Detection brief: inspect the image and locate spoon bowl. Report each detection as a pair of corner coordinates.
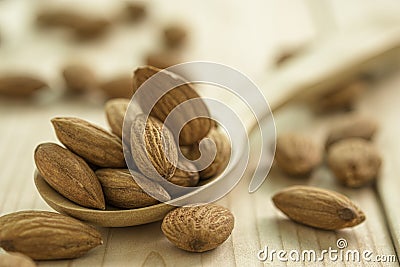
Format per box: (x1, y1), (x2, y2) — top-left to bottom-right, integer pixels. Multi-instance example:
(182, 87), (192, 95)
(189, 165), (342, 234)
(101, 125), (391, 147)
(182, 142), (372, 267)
(34, 171), (175, 227)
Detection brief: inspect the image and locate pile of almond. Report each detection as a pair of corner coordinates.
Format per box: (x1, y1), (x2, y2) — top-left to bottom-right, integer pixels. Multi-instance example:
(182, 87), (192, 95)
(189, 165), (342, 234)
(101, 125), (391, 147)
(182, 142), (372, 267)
(0, 66), (234, 261)
(273, 114), (381, 230)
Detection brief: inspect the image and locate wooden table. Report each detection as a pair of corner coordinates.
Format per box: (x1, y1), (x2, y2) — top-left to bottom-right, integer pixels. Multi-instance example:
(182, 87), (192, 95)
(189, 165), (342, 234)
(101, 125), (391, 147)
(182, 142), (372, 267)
(0, 0), (399, 266)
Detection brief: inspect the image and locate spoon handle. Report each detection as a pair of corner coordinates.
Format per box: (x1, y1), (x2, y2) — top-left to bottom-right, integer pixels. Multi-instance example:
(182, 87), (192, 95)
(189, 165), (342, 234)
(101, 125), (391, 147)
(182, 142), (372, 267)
(247, 23), (400, 192)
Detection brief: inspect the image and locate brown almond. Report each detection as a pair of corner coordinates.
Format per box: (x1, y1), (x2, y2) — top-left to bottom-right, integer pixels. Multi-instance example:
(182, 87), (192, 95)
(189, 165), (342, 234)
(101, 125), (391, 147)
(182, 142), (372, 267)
(34, 143), (105, 209)
(105, 98), (130, 138)
(163, 25), (187, 49)
(0, 76), (47, 98)
(62, 63), (97, 93)
(161, 204), (234, 252)
(146, 51), (182, 69)
(122, 2), (147, 22)
(130, 114), (178, 180)
(36, 10), (82, 28)
(275, 133), (322, 176)
(328, 138), (381, 188)
(167, 159), (199, 187)
(100, 75), (133, 99)
(325, 115), (378, 148)
(51, 117), (125, 168)
(96, 169), (170, 209)
(272, 186), (365, 230)
(133, 66), (212, 145)
(182, 127), (231, 180)
(0, 211), (102, 260)
(0, 252), (36, 267)
(314, 79), (366, 112)
(73, 18), (111, 40)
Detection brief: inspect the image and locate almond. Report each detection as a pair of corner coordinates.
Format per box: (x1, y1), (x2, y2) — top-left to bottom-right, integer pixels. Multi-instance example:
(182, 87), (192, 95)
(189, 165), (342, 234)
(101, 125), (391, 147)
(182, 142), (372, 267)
(51, 117), (125, 168)
(0, 76), (47, 97)
(100, 75), (133, 99)
(62, 63), (97, 93)
(34, 143), (105, 209)
(182, 127), (231, 180)
(272, 186), (365, 230)
(0, 211), (102, 260)
(275, 133), (322, 176)
(133, 66), (212, 145)
(130, 114), (178, 180)
(96, 168), (170, 209)
(328, 138), (381, 188)
(161, 204), (234, 252)
(325, 115), (378, 148)
(167, 159), (199, 187)
(105, 98), (130, 138)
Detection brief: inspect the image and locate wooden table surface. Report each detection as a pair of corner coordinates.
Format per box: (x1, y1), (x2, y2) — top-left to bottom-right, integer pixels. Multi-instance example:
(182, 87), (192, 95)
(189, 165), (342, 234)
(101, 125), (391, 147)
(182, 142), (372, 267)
(0, 0), (400, 266)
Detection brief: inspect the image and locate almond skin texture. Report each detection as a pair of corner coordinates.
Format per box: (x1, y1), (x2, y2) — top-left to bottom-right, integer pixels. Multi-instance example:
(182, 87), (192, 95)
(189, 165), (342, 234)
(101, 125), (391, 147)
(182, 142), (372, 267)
(182, 128), (231, 180)
(328, 139), (381, 188)
(62, 63), (97, 94)
(105, 98), (130, 138)
(34, 143), (105, 209)
(0, 76), (47, 97)
(275, 133), (322, 176)
(161, 204), (234, 252)
(51, 117), (125, 168)
(100, 75), (133, 99)
(133, 66), (212, 145)
(0, 211), (103, 260)
(0, 252), (36, 267)
(167, 159), (199, 187)
(96, 169), (169, 208)
(130, 114), (178, 180)
(325, 115), (378, 148)
(272, 186), (365, 230)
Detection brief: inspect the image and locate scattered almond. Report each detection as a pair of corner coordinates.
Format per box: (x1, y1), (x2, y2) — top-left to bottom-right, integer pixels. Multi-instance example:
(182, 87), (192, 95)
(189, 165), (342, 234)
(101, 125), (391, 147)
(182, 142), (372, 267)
(100, 75), (133, 99)
(275, 133), (322, 176)
(0, 211), (103, 260)
(161, 204), (234, 252)
(325, 115), (378, 148)
(272, 186), (365, 230)
(62, 63), (97, 94)
(0, 76), (47, 98)
(163, 25), (187, 49)
(328, 138), (381, 188)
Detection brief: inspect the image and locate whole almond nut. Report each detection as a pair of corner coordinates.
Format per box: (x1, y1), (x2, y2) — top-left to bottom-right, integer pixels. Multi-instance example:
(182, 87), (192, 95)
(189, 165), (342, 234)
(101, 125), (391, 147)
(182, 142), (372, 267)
(161, 204), (234, 252)
(0, 211), (103, 260)
(73, 18), (111, 40)
(100, 75), (133, 99)
(325, 115), (378, 148)
(327, 138), (381, 188)
(133, 66), (212, 145)
(96, 169), (170, 209)
(36, 10), (82, 28)
(62, 63), (97, 93)
(122, 2), (147, 22)
(146, 51), (182, 69)
(0, 76), (47, 98)
(182, 127), (231, 180)
(34, 143), (105, 209)
(314, 79), (366, 112)
(105, 98), (130, 138)
(51, 117), (125, 168)
(163, 25), (187, 49)
(272, 186), (365, 230)
(0, 252), (36, 267)
(275, 133), (322, 176)
(167, 159), (199, 187)
(130, 114), (178, 180)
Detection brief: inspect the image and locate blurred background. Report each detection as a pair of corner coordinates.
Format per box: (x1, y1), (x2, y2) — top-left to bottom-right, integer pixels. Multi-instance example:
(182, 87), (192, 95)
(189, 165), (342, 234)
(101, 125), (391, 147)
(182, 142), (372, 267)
(0, 0), (399, 105)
